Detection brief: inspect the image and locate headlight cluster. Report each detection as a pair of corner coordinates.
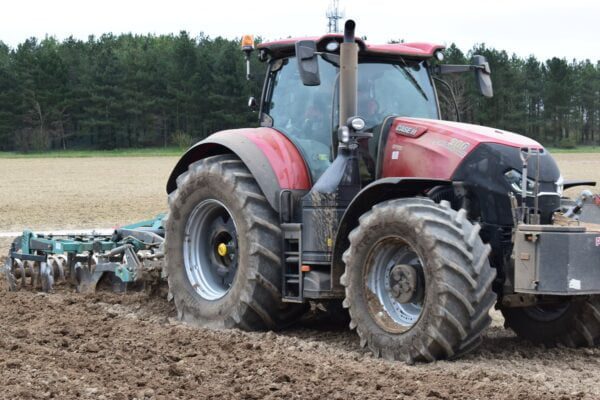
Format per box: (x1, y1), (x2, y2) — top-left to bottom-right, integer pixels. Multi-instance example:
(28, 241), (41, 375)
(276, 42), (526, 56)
(555, 175), (564, 197)
(504, 169), (564, 197)
(504, 169), (536, 196)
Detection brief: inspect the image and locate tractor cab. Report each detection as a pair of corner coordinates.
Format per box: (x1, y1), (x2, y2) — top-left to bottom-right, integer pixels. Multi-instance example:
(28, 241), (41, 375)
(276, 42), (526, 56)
(256, 36), (443, 182)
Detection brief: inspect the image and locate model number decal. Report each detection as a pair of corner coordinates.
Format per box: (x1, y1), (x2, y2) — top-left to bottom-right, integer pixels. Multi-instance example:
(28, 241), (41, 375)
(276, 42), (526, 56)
(432, 138), (471, 157)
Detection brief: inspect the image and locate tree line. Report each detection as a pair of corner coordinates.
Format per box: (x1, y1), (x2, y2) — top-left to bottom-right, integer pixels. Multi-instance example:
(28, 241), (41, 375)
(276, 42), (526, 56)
(0, 32), (262, 151)
(0, 33), (598, 151)
(438, 44), (600, 148)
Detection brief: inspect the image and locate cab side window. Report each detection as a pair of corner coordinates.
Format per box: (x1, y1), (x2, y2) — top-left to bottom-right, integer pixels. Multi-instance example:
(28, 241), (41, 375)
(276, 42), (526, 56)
(267, 57), (338, 181)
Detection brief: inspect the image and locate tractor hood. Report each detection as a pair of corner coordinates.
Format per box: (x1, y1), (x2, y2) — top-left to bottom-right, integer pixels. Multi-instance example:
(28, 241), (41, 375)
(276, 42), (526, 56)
(392, 117), (542, 150)
(379, 116), (561, 226)
(378, 116), (554, 183)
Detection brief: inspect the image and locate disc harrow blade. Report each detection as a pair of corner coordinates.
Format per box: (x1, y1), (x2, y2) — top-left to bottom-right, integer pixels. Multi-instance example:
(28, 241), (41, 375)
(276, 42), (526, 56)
(5, 256), (70, 293)
(40, 262), (54, 292)
(74, 260), (102, 293)
(48, 255), (68, 282)
(3, 257), (17, 291)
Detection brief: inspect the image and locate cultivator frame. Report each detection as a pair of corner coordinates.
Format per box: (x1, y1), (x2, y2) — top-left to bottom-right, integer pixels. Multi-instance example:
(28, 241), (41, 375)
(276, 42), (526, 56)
(3, 215), (166, 293)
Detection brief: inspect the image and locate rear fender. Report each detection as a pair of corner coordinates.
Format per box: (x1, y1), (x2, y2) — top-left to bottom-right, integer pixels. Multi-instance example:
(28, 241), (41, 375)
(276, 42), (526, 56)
(331, 178), (452, 291)
(166, 128), (311, 212)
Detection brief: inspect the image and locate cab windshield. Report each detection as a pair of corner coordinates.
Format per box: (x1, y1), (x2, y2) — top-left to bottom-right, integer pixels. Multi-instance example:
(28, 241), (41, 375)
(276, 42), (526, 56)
(265, 56), (438, 180)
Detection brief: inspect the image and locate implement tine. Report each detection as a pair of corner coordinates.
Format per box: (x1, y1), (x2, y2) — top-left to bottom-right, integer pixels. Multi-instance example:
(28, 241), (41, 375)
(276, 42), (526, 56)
(4, 257), (17, 291)
(24, 260), (37, 288)
(40, 262), (54, 292)
(56, 255), (67, 281)
(48, 256), (65, 283)
(14, 259), (26, 289)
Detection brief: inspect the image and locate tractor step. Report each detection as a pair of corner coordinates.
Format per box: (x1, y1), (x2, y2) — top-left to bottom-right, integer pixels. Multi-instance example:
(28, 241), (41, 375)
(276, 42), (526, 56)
(281, 223), (304, 303)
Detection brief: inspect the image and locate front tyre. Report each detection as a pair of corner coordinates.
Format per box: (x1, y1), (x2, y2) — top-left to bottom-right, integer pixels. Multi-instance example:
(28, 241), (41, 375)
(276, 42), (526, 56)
(165, 154), (303, 330)
(341, 198), (496, 363)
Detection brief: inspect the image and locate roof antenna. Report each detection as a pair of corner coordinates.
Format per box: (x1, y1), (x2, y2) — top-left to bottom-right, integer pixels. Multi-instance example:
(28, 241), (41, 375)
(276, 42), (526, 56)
(326, 0), (344, 33)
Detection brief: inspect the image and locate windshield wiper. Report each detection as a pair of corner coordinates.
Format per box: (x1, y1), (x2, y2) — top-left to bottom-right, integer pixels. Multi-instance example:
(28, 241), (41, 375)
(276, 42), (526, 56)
(394, 64), (429, 101)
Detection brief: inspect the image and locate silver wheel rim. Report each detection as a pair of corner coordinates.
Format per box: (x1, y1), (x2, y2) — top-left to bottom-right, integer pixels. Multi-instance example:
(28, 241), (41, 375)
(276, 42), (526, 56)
(183, 199), (239, 301)
(364, 237), (425, 333)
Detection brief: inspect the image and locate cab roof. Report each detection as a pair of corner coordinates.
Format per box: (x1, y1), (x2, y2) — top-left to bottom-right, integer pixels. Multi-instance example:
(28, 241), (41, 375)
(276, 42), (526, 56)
(257, 34), (445, 60)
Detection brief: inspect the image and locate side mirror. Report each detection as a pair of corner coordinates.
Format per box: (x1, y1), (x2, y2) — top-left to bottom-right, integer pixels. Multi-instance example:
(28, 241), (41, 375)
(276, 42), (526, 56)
(248, 96), (258, 111)
(295, 40), (320, 86)
(472, 55), (493, 98)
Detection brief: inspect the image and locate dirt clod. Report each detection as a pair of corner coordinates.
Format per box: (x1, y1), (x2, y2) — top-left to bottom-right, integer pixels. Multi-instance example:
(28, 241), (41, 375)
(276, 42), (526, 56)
(5, 359), (22, 369)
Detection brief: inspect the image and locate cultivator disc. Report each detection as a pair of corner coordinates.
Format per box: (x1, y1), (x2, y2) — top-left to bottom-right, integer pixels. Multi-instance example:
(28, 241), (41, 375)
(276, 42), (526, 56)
(4, 252), (70, 292)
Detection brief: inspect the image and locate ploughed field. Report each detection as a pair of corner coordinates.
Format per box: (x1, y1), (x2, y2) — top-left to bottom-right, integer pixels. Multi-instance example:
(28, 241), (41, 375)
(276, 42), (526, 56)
(1, 153), (599, 399)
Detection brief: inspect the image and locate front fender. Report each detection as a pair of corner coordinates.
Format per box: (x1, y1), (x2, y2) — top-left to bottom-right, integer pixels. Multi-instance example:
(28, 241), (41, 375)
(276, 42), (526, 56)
(166, 128), (311, 212)
(330, 177), (452, 292)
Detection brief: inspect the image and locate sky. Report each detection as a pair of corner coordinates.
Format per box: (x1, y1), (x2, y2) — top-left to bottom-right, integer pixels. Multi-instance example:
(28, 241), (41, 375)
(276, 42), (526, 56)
(0, 0), (598, 62)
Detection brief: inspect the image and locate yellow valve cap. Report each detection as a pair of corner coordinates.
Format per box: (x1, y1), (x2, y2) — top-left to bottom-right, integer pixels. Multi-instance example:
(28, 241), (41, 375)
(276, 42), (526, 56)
(217, 243), (228, 257)
(241, 34), (254, 50)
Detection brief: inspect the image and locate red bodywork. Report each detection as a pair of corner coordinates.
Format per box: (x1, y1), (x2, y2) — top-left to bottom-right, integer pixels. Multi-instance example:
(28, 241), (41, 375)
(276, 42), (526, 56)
(231, 118), (541, 189)
(232, 128), (311, 190)
(381, 117), (543, 179)
(258, 34), (444, 59)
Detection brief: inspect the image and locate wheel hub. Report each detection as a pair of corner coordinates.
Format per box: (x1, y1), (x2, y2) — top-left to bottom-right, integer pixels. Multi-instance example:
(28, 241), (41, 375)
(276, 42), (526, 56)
(217, 243), (228, 257)
(389, 264), (418, 304)
(365, 237), (426, 333)
(183, 199), (239, 301)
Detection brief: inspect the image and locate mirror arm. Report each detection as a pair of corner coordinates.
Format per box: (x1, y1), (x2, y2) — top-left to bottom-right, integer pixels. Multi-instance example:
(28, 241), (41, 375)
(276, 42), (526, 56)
(435, 64), (481, 75)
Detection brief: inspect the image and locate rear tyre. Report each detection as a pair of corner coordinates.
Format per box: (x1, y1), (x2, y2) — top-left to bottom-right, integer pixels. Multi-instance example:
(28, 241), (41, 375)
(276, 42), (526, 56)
(501, 298), (600, 346)
(165, 154), (303, 330)
(341, 198), (496, 363)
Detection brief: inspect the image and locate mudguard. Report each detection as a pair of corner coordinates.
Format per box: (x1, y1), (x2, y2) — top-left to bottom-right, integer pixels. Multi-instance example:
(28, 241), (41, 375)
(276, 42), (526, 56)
(330, 177), (451, 292)
(166, 128), (311, 212)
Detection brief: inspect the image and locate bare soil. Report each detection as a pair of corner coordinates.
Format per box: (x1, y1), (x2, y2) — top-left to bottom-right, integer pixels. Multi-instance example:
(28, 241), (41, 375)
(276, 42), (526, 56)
(0, 157), (176, 232)
(1, 153), (600, 399)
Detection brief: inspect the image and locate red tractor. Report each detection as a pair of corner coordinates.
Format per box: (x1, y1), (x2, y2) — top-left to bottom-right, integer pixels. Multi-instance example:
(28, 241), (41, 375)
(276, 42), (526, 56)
(164, 21), (600, 362)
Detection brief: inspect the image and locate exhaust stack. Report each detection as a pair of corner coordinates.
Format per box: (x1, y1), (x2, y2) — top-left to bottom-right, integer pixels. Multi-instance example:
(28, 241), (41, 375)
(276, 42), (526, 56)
(338, 20), (358, 130)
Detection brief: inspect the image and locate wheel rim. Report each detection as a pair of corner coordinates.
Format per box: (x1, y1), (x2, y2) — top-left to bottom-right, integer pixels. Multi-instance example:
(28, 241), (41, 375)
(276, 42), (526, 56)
(364, 237), (425, 333)
(183, 199), (239, 301)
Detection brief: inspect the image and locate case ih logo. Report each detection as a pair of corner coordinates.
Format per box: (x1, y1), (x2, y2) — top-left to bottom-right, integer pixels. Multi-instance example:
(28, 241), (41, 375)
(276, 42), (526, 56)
(395, 124), (419, 137)
(596, 237), (600, 247)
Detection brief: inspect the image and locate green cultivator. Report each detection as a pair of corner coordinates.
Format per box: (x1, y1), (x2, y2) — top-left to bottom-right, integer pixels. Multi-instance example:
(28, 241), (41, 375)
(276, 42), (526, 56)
(3, 215), (166, 293)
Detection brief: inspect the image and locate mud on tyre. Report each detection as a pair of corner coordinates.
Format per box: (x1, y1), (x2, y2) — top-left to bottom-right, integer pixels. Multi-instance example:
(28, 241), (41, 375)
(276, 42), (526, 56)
(165, 154), (303, 330)
(341, 198), (496, 363)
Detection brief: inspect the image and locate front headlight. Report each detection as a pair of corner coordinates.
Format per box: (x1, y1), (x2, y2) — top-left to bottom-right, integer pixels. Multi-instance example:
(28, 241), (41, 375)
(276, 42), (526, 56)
(556, 175), (564, 197)
(504, 169), (536, 196)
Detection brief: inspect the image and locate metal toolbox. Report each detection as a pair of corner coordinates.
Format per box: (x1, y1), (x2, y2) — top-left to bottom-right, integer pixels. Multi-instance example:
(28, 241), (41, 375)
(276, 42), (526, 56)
(513, 224), (600, 295)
